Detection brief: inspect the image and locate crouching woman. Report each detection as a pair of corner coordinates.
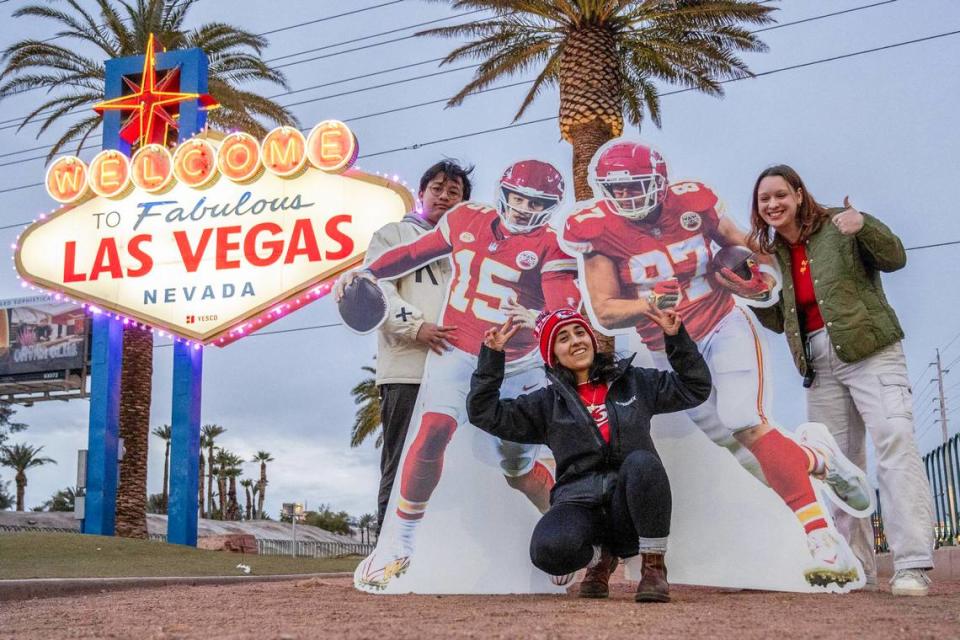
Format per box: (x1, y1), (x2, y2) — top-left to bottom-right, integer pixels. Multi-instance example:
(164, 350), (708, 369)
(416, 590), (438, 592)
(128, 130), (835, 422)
(466, 308), (711, 602)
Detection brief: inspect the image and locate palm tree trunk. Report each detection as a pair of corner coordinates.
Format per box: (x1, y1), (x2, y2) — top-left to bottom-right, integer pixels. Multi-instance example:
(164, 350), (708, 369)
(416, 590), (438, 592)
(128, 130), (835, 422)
(115, 325), (153, 539)
(244, 485), (252, 520)
(218, 474), (227, 520)
(258, 463), (267, 519)
(198, 452), (205, 519)
(557, 27), (623, 355)
(207, 445), (215, 518)
(227, 477), (239, 520)
(161, 439), (170, 513)
(15, 472), (25, 511)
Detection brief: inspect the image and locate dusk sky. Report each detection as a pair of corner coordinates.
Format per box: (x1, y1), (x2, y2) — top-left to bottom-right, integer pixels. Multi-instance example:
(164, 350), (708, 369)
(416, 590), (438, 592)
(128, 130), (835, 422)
(0, 0), (958, 520)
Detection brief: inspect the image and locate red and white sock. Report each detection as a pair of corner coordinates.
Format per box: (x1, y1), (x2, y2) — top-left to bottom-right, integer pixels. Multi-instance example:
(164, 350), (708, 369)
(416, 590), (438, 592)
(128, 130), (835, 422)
(396, 412), (457, 522)
(747, 429), (828, 534)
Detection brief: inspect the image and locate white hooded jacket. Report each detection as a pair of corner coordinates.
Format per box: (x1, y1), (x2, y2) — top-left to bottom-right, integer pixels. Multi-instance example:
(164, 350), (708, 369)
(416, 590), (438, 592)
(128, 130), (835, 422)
(364, 213), (451, 385)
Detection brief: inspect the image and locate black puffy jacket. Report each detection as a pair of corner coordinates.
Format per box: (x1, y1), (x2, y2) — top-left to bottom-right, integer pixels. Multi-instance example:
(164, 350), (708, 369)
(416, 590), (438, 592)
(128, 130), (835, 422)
(466, 326), (711, 502)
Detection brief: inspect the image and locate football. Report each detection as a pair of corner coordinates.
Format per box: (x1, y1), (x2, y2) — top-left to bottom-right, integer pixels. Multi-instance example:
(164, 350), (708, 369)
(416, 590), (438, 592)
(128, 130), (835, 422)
(711, 245), (756, 281)
(337, 275), (388, 334)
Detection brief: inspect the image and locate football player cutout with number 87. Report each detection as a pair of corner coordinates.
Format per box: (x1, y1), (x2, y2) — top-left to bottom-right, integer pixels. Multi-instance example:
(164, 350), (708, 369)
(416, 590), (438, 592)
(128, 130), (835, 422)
(561, 139), (874, 589)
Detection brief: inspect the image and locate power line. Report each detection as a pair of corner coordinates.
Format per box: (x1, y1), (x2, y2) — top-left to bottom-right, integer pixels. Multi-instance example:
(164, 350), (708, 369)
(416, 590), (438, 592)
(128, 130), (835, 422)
(1, 27), (958, 196)
(0, 6), (482, 103)
(152, 322), (344, 347)
(0, 1), (887, 137)
(943, 330), (960, 353)
(911, 362), (934, 389)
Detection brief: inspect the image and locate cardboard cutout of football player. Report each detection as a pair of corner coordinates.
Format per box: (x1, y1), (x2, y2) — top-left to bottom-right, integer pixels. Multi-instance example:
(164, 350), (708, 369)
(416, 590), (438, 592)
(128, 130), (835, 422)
(561, 138), (873, 592)
(342, 160), (580, 593)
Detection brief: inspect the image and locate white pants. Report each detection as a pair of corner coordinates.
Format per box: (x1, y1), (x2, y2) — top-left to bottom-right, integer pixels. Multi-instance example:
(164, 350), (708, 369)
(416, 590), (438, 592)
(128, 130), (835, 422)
(419, 348), (543, 477)
(651, 307), (768, 478)
(807, 330), (936, 574)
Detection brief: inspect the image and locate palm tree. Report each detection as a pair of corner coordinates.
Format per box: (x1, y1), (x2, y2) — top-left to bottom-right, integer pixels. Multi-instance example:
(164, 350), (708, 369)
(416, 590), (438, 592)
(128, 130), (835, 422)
(197, 433), (210, 519)
(251, 451), (273, 519)
(240, 478), (254, 520)
(216, 450), (243, 521)
(212, 448), (231, 520)
(201, 424), (225, 518)
(418, 0), (774, 199)
(0, 0), (300, 162)
(115, 326), (153, 539)
(0, 444), (56, 511)
(350, 365), (382, 448)
(151, 424), (172, 512)
(358, 513), (376, 545)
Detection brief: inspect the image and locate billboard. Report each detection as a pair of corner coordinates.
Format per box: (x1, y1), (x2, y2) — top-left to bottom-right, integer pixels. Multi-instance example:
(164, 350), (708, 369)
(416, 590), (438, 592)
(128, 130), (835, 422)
(0, 295), (88, 401)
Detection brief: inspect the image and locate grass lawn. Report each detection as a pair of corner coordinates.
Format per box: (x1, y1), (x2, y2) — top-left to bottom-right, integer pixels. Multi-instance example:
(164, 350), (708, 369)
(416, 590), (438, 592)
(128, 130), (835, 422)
(0, 532), (361, 580)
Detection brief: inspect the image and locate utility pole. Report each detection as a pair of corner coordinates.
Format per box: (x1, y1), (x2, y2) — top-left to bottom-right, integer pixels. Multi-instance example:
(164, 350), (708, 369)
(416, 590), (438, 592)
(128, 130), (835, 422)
(935, 349), (950, 444)
(934, 348), (957, 538)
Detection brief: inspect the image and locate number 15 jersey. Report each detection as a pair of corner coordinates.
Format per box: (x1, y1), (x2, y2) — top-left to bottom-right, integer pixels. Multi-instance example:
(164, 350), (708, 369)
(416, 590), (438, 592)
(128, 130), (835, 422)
(563, 181), (734, 351)
(368, 203), (579, 363)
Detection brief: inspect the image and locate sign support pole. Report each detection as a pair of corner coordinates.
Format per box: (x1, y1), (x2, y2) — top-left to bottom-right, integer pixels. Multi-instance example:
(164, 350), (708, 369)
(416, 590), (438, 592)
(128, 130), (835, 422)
(167, 342), (203, 546)
(81, 314), (123, 535)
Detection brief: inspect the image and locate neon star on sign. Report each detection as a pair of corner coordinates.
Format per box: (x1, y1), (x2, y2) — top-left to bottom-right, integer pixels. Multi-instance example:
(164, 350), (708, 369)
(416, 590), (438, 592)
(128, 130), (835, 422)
(18, 121), (411, 346)
(93, 33), (217, 147)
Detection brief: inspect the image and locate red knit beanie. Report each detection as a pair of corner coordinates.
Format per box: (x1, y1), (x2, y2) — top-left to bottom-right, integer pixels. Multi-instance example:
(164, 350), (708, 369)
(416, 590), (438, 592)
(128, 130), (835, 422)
(534, 308), (598, 368)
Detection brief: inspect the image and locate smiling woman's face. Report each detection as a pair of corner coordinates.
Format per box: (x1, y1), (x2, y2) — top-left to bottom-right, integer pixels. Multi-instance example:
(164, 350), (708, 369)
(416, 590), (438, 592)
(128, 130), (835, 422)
(756, 175), (803, 235)
(553, 324), (594, 377)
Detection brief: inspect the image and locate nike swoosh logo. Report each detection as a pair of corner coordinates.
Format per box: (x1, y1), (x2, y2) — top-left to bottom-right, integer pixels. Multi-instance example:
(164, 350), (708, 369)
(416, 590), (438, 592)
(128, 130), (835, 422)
(615, 396), (637, 406)
(522, 384), (539, 392)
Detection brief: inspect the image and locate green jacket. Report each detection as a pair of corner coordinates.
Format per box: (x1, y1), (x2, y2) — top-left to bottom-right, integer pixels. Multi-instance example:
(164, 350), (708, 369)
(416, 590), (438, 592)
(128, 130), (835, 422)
(751, 209), (906, 375)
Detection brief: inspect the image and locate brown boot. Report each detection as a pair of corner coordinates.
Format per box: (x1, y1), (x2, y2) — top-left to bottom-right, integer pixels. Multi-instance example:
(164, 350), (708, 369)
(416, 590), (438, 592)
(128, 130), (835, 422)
(635, 552), (670, 603)
(578, 548), (618, 599)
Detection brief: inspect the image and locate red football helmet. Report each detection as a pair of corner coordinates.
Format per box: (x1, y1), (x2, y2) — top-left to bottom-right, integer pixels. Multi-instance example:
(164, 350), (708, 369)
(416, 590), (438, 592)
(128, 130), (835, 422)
(592, 142), (668, 220)
(497, 160), (565, 233)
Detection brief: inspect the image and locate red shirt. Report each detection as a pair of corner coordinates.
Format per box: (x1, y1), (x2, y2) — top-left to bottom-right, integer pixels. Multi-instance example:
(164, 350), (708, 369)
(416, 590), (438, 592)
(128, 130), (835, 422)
(577, 381), (610, 443)
(789, 243), (825, 333)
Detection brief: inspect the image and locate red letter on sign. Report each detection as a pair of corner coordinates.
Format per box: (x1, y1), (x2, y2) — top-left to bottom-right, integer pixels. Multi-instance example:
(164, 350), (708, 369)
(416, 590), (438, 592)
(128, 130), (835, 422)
(63, 241), (86, 282)
(89, 238), (124, 281)
(325, 214), (354, 260)
(216, 226), (242, 270)
(284, 219), (322, 264)
(174, 229), (213, 273)
(244, 222), (284, 267)
(126, 234), (154, 278)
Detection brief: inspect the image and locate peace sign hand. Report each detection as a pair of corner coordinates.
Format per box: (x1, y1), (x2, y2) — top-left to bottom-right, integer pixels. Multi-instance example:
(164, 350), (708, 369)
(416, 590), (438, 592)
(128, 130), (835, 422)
(483, 317), (520, 352)
(832, 196), (865, 235)
(642, 307), (682, 336)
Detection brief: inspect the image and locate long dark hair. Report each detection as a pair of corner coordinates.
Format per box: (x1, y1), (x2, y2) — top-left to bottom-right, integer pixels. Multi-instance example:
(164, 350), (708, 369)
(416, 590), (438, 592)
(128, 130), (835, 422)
(748, 164), (830, 253)
(549, 351), (620, 389)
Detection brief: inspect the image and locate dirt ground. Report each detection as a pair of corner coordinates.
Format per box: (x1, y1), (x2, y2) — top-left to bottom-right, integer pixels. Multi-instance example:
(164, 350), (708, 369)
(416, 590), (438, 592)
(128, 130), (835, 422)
(2, 574), (959, 640)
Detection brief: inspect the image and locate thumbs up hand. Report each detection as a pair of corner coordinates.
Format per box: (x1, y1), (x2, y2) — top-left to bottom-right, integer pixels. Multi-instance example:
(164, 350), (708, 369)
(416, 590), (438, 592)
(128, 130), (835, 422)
(832, 196), (865, 235)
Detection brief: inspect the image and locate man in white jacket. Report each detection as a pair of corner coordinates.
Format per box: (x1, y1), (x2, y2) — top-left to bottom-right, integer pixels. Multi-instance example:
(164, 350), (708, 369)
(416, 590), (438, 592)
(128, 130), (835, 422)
(362, 160), (474, 532)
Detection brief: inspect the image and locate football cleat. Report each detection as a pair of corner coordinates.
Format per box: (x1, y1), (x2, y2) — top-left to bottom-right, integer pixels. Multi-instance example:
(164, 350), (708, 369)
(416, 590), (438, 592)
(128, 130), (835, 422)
(803, 527), (860, 588)
(796, 422), (875, 517)
(355, 548), (411, 592)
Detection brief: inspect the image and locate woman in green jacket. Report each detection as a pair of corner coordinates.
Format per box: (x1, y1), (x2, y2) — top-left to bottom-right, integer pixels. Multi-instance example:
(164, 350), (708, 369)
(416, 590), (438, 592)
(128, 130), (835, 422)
(747, 164), (935, 597)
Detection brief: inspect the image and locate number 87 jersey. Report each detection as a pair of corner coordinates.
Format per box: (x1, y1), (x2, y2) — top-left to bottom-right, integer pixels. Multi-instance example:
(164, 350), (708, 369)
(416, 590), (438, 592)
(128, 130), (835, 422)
(562, 180), (735, 352)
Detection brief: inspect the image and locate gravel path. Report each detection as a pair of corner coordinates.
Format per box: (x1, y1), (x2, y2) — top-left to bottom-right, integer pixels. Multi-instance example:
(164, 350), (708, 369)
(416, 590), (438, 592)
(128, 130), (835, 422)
(2, 575), (957, 639)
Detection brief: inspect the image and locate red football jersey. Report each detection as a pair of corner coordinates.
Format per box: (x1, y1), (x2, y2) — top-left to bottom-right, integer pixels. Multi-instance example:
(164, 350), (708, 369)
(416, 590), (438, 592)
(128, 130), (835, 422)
(563, 180), (734, 351)
(436, 203), (579, 361)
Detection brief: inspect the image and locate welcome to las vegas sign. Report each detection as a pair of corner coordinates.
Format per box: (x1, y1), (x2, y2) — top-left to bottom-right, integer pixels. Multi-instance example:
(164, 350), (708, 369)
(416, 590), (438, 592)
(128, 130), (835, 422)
(15, 120), (412, 346)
